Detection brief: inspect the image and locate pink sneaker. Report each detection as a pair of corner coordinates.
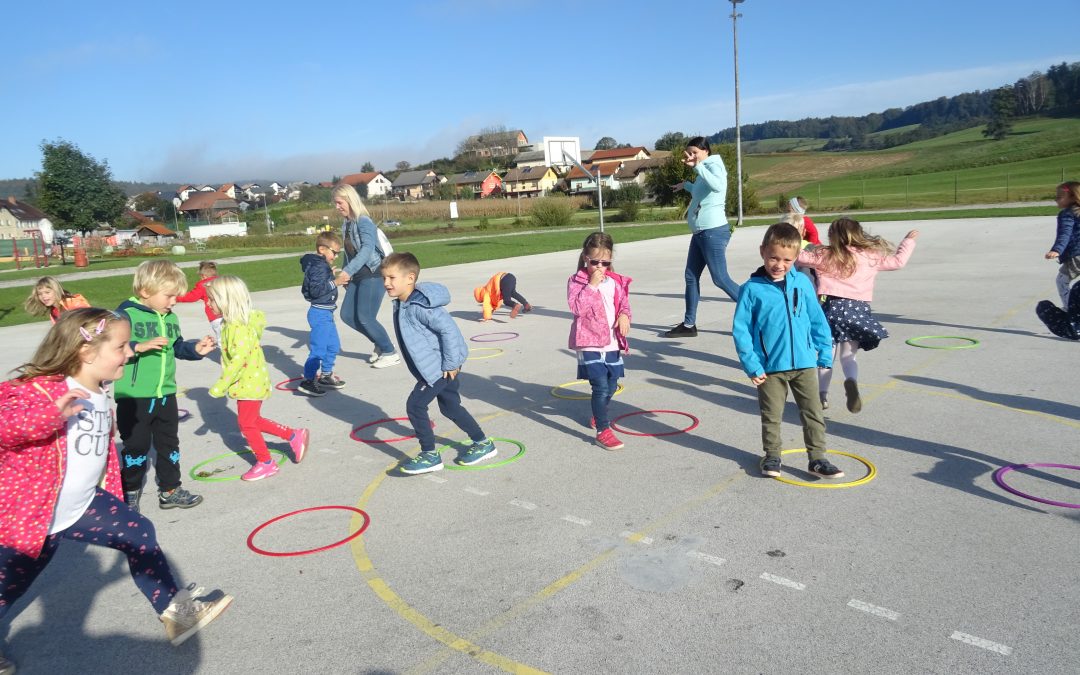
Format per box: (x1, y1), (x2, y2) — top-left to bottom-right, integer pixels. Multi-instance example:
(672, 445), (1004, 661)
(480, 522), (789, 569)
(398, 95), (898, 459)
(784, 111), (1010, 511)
(589, 417), (596, 429)
(289, 428), (309, 464)
(242, 460), (279, 481)
(595, 428), (624, 450)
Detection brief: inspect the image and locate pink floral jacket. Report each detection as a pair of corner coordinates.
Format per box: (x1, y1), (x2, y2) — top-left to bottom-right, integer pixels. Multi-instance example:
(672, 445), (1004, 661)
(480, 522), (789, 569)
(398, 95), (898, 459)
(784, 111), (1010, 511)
(567, 268), (633, 352)
(0, 375), (123, 558)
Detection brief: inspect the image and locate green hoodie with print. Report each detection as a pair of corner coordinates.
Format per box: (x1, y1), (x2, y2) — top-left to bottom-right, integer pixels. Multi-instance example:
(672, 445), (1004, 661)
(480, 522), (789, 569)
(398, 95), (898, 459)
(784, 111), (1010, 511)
(114, 297), (204, 399)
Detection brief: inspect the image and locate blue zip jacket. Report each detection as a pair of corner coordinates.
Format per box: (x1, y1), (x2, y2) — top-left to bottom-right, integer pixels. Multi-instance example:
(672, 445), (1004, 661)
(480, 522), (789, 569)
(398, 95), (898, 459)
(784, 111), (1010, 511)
(732, 267), (833, 378)
(392, 282), (468, 386)
(300, 253), (338, 309)
(1050, 208), (1080, 261)
(341, 216), (383, 276)
(683, 154), (729, 233)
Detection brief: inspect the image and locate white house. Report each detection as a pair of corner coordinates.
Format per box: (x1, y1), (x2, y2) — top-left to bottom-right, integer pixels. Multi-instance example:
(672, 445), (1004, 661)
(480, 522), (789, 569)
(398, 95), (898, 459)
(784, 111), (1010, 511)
(0, 196), (55, 243)
(340, 172), (392, 199)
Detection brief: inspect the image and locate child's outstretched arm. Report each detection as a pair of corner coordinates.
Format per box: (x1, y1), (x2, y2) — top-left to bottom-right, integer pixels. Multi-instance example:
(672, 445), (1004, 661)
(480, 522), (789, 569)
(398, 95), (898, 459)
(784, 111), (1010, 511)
(176, 283), (205, 304)
(878, 230), (919, 271)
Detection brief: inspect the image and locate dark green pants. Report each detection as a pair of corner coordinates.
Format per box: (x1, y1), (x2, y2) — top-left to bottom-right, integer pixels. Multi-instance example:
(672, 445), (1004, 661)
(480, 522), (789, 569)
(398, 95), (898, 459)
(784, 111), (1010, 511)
(756, 368), (826, 461)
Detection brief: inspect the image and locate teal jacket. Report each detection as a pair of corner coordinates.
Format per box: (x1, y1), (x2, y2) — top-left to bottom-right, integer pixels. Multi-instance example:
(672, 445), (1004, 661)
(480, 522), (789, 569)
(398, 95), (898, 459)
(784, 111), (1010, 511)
(683, 154), (729, 232)
(115, 298), (203, 399)
(732, 268), (833, 378)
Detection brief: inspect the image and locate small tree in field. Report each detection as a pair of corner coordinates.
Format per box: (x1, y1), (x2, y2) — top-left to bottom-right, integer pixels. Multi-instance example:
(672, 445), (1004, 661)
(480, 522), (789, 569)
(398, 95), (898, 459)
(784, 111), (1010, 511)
(36, 139), (127, 233)
(983, 86), (1016, 140)
(608, 182), (645, 222)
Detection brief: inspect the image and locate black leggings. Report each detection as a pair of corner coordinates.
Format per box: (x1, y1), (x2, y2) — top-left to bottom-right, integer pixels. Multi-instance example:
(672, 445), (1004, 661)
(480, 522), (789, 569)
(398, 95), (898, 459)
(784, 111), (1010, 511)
(498, 273), (529, 308)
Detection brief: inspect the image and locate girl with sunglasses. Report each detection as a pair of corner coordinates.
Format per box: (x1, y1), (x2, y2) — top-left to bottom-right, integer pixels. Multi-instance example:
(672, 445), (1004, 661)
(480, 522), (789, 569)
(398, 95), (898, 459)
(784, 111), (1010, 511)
(567, 232), (633, 450)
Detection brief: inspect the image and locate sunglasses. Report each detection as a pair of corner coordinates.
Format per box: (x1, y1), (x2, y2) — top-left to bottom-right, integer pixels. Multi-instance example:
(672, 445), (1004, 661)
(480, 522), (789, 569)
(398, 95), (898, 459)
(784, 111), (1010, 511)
(325, 247), (341, 257)
(587, 258), (612, 267)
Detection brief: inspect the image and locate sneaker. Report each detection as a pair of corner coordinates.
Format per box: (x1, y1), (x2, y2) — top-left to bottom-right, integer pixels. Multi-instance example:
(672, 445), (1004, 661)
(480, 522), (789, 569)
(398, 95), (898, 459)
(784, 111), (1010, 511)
(400, 450), (443, 475)
(317, 373), (346, 389)
(160, 583), (233, 646)
(297, 379), (325, 397)
(523, 303), (533, 313)
(124, 489), (143, 514)
(820, 392), (829, 410)
(241, 460), (279, 481)
(844, 379), (862, 413)
(661, 322), (697, 338)
(367, 349), (382, 364)
(510, 303), (522, 319)
(588, 417), (596, 429)
(595, 428), (624, 450)
(1, 651), (16, 675)
(158, 487), (203, 510)
(289, 428), (309, 463)
(371, 353), (401, 369)
(760, 457), (782, 477)
(808, 458), (846, 478)
(457, 438), (497, 465)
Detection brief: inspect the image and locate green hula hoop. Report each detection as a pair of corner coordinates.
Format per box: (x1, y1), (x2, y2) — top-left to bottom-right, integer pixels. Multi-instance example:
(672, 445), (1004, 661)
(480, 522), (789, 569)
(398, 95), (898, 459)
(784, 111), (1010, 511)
(437, 438), (526, 471)
(905, 335), (980, 350)
(190, 449), (288, 482)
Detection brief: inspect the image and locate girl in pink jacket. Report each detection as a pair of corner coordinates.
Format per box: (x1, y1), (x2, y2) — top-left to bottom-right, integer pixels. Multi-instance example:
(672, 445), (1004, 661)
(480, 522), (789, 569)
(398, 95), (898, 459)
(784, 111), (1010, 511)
(567, 232), (632, 450)
(0, 309), (231, 671)
(797, 219), (919, 414)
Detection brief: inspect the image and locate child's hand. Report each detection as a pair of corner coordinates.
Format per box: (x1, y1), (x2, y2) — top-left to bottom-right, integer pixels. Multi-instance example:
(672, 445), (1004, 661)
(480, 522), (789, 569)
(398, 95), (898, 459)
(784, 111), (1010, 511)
(905, 229), (920, 239)
(588, 266), (606, 287)
(616, 314), (630, 337)
(335, 271), (351, 286)
(56, 388), (90, 418)
(194, 336), (215, 355)
(1046, 251), (1060, 260)
(750, 374), (768, 386)
(444, 369), (459, 380)
(136, 337), (169, 353)
(669, 182), (685, 192)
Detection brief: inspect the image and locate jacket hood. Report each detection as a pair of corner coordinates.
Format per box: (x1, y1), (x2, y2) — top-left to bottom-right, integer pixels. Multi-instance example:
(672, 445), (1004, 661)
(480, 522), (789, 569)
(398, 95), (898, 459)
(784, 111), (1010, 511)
(701, 154), (724, 168)
(117, 297), (161, 315)
(747, 266), (795, 284)
(404, 282), (451, 309)
(300, 253), (326, 271)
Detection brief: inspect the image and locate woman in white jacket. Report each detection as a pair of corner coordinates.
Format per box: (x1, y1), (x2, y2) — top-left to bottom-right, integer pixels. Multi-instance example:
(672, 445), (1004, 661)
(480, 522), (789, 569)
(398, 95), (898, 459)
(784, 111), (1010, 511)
(662, 137), (741, 338)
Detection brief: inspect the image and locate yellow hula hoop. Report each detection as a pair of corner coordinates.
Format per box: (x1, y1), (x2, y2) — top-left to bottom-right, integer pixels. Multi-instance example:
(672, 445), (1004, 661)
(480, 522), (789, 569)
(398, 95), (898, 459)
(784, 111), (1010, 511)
(772, 449), (877, 488)
(550, 379), (625, 400)
(467, 347), (504, 360)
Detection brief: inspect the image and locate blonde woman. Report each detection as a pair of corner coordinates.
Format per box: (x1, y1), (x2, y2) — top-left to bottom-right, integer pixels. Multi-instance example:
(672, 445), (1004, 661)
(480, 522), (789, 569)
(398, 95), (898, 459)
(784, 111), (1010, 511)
(331, 184), (399, 368)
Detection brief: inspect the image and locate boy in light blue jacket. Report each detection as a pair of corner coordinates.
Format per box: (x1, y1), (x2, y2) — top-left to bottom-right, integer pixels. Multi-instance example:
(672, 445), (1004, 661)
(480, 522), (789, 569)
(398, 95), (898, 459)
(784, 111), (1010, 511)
(732, 223), (844, 479)
(381, 252), (496, 475)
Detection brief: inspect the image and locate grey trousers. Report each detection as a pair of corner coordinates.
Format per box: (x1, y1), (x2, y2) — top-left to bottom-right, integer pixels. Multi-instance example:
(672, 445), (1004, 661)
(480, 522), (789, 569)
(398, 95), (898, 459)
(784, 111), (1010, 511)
(756, 368), (827, 461)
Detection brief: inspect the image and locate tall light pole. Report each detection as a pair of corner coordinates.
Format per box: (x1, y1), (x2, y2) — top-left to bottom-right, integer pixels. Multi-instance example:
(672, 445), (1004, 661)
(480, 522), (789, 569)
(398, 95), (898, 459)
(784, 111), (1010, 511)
(731, 0), (745, 228)
(262, 194), (271, 234)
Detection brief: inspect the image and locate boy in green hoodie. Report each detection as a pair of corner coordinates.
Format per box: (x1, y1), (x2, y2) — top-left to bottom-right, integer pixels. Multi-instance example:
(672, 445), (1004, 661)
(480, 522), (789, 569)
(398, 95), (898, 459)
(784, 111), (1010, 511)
(115, 260), (215, 512)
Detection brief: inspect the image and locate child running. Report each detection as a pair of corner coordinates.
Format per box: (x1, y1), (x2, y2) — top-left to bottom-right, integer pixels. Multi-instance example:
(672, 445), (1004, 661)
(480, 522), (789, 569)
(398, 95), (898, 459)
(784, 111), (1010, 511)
(733, 223), (840, 478)
(23, 276), (90, 324)
(784, 196), (822, 246)
(797, 218), (919, 413)
(567, 232), (632, 451)
(206, 276), (309, 481)
(474, 271), (532, 321)
(298, 232), (346, 397)
(116, 260), (214, 512)
(176, 261), (223, 343)
(0, 309), (231, 672)
(1045, 181), (1080, 307)
(381, 252), (496, 474)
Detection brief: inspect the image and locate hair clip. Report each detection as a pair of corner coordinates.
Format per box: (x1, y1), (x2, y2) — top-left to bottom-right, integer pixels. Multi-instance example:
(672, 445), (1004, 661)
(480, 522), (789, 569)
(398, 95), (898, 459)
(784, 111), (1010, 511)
(79, 318), (108, 342)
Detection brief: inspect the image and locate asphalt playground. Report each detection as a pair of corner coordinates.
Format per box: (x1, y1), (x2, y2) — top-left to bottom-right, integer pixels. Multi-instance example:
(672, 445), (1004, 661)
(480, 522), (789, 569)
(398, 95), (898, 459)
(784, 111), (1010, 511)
(1, 216), (1077, 674)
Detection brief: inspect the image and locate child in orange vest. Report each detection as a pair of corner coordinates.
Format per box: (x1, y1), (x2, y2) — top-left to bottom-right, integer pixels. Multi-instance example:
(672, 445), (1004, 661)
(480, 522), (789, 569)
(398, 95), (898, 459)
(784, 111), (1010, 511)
(474, 272), (532, 321)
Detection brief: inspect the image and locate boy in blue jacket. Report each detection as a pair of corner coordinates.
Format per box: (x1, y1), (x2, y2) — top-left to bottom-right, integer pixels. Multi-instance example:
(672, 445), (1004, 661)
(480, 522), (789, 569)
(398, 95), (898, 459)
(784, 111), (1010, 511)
(298, 232), (346, 397)
(381, 252), (496, 474)
(732, 223), (844, 479)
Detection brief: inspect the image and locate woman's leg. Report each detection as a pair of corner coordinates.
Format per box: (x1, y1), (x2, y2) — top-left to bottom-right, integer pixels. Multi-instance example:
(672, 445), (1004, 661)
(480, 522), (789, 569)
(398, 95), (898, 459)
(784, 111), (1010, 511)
(700, 226), (741, 301)
(682, 233), (708, 326)
(354, 270), (397, 355)
(339, 280), (361, 333)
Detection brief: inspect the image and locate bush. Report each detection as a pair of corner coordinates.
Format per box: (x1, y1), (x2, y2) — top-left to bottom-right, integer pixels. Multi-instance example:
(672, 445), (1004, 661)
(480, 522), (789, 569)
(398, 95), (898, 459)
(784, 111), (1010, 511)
(608, 183), (645, 222)
(847, 197), (865, 210)
(530, 196), (579, 229)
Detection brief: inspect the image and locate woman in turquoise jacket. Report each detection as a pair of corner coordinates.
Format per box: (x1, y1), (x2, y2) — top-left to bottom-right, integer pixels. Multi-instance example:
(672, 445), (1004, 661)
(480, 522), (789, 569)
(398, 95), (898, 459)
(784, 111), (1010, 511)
(663, 137), (742, 338)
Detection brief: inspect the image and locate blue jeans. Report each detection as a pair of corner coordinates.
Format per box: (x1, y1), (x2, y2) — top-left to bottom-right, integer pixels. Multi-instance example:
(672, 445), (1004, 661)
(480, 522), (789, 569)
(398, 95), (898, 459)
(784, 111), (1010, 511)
(304, 306), (341, 379)
(683, 226), (741, 326)
(407, 375), (485, 453)
(340, 267), (395, 355)
(589, 371), (619, 432)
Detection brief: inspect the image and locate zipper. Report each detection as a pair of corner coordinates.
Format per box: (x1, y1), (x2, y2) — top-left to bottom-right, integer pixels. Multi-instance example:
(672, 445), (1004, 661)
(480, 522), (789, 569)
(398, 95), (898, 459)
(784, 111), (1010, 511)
(787, 284), (795, 370)
(156, 313), (168, 398)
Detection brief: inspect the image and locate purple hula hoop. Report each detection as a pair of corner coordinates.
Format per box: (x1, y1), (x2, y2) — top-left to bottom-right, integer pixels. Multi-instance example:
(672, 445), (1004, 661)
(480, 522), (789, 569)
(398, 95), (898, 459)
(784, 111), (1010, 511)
(992, 463), (1080, 509)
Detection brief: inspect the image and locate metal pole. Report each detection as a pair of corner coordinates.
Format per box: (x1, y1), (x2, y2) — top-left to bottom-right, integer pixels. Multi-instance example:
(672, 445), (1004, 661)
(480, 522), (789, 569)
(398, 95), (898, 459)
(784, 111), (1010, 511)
(264, 194), (271, 234)
(731, 0), (745, 227)
(596, 165), (605, 232)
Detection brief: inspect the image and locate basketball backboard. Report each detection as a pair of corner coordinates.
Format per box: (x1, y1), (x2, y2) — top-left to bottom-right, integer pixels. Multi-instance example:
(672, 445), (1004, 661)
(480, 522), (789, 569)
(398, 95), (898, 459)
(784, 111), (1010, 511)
(543, 136), (581, 172)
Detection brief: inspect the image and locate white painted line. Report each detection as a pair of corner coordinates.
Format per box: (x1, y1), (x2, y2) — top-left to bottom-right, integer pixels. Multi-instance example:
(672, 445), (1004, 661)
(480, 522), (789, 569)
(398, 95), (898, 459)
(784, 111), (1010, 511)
(619, 531), (654, 545)
(847, 599), (900, 621)
(464, 487), (489, 496)
(562, 515), (591, 526)
(687, 551), (726, 566)
(759, 572), (806, 591)
(509, 499), (537, 510)
(950, 631), (1012, 656)
(424, 475), (448, 484)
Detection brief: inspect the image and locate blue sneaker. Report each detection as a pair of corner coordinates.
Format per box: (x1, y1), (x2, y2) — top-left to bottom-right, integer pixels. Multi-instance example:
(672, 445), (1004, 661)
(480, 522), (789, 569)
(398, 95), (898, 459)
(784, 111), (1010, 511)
(400, 451), (443, 475)
(457, 438), (497, 466)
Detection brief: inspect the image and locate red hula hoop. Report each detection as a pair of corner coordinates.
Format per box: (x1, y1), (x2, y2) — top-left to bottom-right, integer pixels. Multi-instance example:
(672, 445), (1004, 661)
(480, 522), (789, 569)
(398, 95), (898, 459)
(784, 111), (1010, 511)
(247, 505), (371, 557)
(610, 410), (700, 437)
(274, 377), (304, 391)
(350, 417), (434, 443)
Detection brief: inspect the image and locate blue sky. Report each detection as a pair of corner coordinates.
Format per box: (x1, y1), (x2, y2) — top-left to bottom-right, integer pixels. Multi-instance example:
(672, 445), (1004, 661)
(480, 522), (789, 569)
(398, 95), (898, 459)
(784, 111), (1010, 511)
(4, 0), (1076, 184)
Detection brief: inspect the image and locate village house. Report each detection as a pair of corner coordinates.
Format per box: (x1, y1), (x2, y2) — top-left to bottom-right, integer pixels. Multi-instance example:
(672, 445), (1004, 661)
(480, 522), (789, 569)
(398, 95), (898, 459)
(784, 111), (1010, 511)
(449, 170), (503, 198)
(0, 196), (55, 242)
(339, 171), (393, 199)
(501, 165), (558, 198)
(460, 130), (529, 159)
(614, 155), (669, 194)
(566, 162), (622, 195)
(179, 191), (240, 224)
(391, 170), (439, 201)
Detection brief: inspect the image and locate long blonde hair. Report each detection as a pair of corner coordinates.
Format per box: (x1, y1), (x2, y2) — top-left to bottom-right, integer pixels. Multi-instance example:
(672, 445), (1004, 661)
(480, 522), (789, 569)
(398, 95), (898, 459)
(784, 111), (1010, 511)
(14, 308), (126, 380)
(24, 276), (75, 317)
(205, 275), (252, 326)
(820, 218), (894, 279)
(331, 183), (370, 220)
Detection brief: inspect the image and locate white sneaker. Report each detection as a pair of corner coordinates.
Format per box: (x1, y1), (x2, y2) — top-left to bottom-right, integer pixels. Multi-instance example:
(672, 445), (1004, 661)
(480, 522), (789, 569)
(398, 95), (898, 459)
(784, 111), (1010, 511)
(0, 652), (15, 675)
(160, 584), (233, 646)
(367, 350), (381, 364)
(371, 353), (401, 369)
